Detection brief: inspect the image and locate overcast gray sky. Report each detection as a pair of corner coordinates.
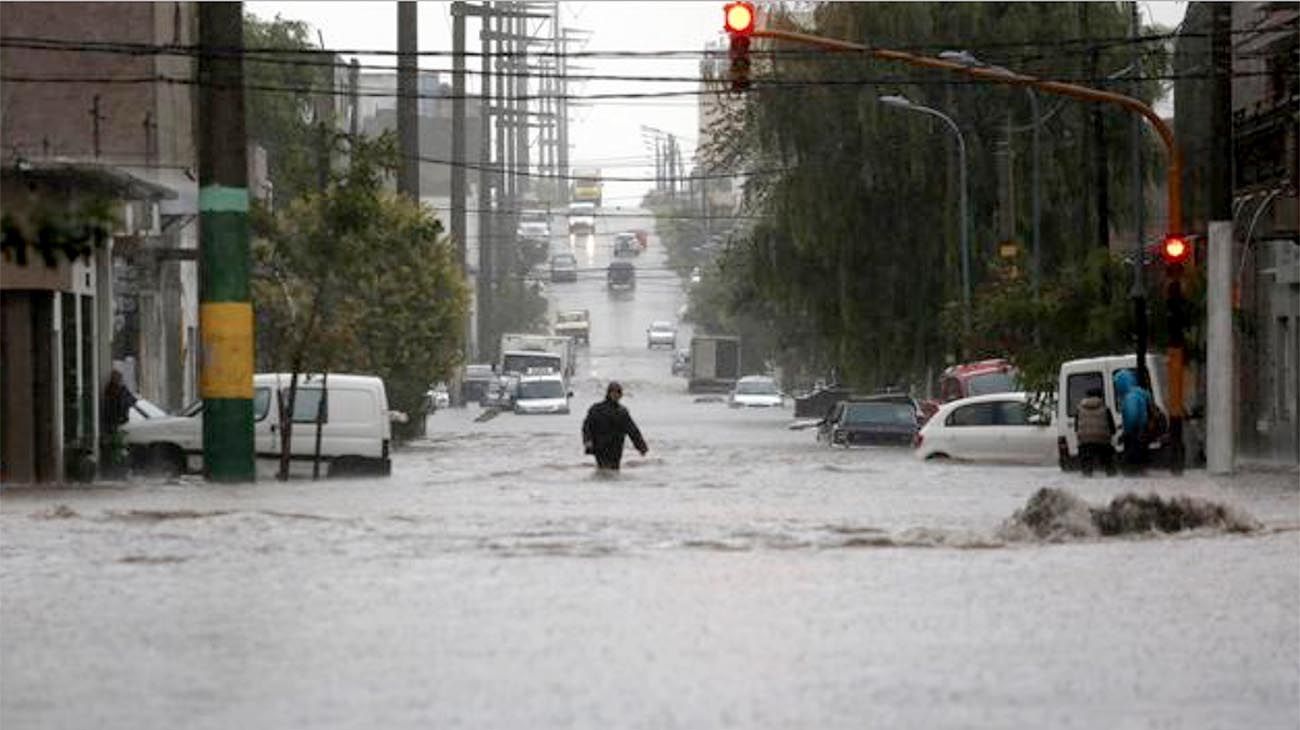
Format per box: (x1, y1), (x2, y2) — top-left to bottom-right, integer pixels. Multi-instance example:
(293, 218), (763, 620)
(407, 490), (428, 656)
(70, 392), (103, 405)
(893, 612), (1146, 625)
(245, 1), (1188, 204)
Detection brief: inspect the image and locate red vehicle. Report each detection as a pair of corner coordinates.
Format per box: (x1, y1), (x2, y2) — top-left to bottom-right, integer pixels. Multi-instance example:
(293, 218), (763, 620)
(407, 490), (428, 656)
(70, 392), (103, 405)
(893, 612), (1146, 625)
(937, 359), (1019, 402)
(633, 229), (648, 250)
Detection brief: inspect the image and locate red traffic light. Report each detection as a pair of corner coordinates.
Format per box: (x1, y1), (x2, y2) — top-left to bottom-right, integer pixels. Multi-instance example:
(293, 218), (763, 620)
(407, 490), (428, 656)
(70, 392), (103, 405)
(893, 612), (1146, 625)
(724, 1), (755, 35)
(1161, 235), (1191, 265)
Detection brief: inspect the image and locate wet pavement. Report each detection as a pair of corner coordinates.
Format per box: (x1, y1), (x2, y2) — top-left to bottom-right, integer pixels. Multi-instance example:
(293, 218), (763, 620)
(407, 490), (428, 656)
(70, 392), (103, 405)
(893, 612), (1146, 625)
(2, 209), (1298, 729)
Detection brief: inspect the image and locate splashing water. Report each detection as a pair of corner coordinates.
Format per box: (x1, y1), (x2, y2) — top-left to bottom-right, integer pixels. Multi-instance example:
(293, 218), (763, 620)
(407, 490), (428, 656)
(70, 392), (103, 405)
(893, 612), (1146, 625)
(999, 488), (1262, 542)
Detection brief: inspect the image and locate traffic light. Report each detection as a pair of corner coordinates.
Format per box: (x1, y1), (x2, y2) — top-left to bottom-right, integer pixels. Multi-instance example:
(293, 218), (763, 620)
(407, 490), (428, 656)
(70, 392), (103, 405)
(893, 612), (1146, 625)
(1160, 234), (1191, 268)
(723, 1), (755, 92)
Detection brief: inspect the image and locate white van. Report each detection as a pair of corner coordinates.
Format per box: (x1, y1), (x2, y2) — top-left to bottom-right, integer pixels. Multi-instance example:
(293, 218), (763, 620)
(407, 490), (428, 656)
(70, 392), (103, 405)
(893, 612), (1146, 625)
(1055, 354), (1176, 470)
(122, 373), (395, 479)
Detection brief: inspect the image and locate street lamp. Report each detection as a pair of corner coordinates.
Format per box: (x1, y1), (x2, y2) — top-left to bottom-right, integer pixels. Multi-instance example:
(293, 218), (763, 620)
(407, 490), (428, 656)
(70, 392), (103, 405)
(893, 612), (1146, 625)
(879, 94), (971, 338)
(939, 51), (1041, 315)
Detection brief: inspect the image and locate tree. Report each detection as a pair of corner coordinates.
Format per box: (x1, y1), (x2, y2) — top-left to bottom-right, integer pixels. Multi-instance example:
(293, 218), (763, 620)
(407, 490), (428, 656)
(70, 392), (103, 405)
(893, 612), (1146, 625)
(695, 2), (1169, 393)
(252, 133), (468, 476)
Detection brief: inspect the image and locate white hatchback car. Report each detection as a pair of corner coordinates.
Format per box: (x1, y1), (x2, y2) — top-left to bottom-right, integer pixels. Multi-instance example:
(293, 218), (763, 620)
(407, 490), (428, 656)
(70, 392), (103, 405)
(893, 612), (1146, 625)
(914, 392), (1056, 464)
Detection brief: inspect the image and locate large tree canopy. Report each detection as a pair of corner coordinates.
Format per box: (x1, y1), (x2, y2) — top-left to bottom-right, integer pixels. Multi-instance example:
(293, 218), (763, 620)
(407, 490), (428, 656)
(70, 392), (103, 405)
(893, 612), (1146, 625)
(690, 1), (1170, 392)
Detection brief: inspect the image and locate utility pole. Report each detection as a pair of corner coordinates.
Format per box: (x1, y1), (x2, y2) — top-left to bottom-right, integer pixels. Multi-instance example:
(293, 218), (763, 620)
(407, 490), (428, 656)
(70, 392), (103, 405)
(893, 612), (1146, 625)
(1205, 2), (1235, 474)
(397, 1), (419, 200)
(452, 2), (467, 275)
(515, 7), (529, 201)
(197, 2), (254, 482)
(1130, 1), (1150, 389)
(477, 1), (494, 363)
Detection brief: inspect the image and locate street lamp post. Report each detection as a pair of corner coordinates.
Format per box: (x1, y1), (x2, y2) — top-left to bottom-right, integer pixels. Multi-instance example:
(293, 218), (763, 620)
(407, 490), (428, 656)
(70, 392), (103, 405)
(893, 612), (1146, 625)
(880, 94), (971, 338)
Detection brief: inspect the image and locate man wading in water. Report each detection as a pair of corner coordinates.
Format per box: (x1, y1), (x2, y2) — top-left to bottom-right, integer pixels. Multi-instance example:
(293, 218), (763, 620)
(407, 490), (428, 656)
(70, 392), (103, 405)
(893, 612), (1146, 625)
(582, 381), (647, 470)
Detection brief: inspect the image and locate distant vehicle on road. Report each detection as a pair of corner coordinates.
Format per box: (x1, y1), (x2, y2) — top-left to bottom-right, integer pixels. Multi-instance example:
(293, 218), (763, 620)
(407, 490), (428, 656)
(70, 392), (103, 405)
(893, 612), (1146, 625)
(816, 395), (919, 448)
(499, 333), (575, 381)
(671, 348), (691, 377)
(572, 169), (602, 206)
(567, 202), (595, 234)
(462, 363), (496, 404)
(688, 335), (741, 393)
(607, 260), (635, 294)
(729, 375), (784, 408)
(614, 232), (640, 258)
(483, 375), (518, 409)
(513, 374), (572, 415)
(915, 392), (1056, 463)
(425, 383), (451, 410)
(554, 309), (590, 345)
(646, 320), (677, 349)
(549, 251), (578, 282)
(794, 384), (853, 419)
(938, 358), (1019, 402)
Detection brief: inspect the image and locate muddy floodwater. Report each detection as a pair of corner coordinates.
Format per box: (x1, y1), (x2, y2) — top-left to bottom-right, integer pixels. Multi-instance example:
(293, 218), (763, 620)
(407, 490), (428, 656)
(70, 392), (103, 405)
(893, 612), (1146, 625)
(3, 212), (1298, 729)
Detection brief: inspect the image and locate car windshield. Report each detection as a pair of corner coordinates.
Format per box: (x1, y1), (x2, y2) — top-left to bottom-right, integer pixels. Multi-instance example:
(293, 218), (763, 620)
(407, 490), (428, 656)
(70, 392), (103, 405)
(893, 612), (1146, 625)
(502, 353), (560, 374)
(966, 371), (1017, 396)
(650, 322), (673, 332)
(557, 312), (583, 322)
(518, 380), (566, 399)
(842, 402), (915, 426)
(135, 399), (168, 418)
(553, 255), (575, 265)
(569, 204), (593, 214)
(737, 380), (778, 395)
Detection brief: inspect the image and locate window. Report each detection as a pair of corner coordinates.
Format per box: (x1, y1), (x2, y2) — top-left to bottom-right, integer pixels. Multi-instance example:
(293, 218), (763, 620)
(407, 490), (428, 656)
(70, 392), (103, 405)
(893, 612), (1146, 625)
(253, 388), (271, 421)
(995, 401), (1029, 426)
(1066, 372), (1104, 417)
(966, 371), (1017, 396)
(948, 403), (996, 427)
(518, 380), (566, 399)
(842, 402), (916, 426)
(940, 377), (963, 401)
(284, 388), (326, 424)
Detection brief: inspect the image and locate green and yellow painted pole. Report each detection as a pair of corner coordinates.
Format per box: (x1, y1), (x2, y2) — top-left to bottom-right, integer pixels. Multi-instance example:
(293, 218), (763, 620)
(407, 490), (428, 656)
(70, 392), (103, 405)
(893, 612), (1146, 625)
(198, 3), (255, 481)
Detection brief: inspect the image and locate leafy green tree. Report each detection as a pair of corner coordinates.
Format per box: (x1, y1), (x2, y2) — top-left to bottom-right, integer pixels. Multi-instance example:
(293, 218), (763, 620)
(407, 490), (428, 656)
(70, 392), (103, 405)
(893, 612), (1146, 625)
(695, 2), (1170, 394)
(253, 133), (468, 470)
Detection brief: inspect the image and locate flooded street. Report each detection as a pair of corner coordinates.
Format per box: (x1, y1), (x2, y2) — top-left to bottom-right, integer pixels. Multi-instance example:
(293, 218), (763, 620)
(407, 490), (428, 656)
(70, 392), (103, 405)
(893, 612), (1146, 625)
(3, 212), (1298, 729)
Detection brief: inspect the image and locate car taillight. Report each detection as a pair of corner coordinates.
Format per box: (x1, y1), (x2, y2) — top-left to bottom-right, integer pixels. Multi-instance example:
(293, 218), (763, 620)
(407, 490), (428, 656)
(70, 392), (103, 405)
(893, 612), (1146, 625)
(912, 433), (923, 449)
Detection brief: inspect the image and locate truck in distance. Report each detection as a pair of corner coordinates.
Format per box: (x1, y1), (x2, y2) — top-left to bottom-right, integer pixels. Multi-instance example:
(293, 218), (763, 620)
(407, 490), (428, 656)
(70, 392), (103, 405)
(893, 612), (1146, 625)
(688, 335), (741, 393)
(554, 309), (590, 345)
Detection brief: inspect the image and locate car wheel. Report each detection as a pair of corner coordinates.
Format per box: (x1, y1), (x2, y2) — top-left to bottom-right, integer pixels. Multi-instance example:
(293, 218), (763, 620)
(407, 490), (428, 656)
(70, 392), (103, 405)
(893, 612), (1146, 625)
(142, 443), (184, 478)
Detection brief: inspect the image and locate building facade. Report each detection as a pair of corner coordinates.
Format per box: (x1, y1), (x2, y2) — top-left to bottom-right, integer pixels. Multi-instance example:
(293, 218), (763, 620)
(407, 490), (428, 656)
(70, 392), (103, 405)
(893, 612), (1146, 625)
(1, 2), (200, 483)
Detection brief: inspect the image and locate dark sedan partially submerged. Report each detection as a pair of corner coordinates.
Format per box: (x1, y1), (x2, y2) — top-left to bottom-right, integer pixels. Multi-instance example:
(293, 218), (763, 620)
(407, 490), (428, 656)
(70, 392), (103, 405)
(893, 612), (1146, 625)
(816, 396), (919, 447)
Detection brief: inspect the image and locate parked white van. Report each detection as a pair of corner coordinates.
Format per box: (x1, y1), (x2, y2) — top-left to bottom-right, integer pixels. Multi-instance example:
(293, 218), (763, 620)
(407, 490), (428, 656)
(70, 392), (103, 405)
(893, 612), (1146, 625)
(1055, 354), (1193, 470)
(122, 373), (395, 479)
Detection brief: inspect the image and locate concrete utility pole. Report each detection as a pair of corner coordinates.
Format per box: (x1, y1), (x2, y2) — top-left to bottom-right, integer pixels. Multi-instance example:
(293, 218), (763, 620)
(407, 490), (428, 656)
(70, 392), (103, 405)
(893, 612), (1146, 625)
(197, 2), (255, 482)
(452, 2), (468, 275)
(1130, 1), (1150, 389)
(478, 1), (494, 361)
(1206, 3), (1236, 474)
(397, 1), (419, 200)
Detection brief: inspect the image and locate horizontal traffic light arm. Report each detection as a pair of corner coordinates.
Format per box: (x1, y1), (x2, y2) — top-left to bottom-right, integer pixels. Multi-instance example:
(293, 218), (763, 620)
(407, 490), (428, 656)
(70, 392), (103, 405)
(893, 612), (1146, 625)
(747, 26), (1184, 238)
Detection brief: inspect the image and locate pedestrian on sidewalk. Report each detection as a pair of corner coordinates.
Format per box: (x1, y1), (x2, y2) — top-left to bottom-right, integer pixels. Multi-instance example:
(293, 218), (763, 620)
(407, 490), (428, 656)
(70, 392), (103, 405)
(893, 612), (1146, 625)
(100, 370), (137, 477)
(582, 381), (647, 470)
(1074, 387), (1116, 476)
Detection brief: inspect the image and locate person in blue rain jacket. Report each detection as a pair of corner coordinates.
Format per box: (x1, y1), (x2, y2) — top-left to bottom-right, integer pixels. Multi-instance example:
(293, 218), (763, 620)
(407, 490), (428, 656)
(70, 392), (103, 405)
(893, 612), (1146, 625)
(1112, 369), (1152, 473)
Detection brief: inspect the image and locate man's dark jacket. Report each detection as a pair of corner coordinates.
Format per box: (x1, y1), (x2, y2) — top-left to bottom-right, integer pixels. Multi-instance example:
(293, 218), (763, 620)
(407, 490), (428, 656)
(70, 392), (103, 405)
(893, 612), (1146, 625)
(582, 398), (646, 469)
